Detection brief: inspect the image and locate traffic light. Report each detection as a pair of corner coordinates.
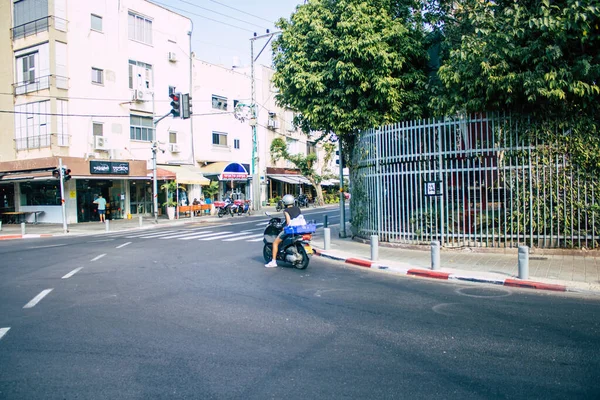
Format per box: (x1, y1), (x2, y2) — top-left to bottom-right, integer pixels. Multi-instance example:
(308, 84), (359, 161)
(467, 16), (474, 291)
(181, 93), (192, 119)
(63, 168), (72, 181)
(170, 92), (181, 117)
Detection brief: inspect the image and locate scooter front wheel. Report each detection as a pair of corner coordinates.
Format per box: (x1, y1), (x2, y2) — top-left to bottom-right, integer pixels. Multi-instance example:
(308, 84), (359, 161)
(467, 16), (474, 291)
(262, 244), (273, 263)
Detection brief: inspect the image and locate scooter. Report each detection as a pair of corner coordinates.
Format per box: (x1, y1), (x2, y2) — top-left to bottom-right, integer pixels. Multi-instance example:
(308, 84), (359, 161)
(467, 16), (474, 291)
(233, 200), (252, 216)
(275, 199), (284, 212)
(297, 194), (309, 208)
(214, 198), (234, 217)
(262, 212), (315, 269)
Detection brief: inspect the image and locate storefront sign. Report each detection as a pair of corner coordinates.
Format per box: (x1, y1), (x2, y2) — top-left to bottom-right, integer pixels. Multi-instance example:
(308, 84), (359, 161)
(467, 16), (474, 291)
(220, 173), (248, 180)
(90, 161), (130, 175)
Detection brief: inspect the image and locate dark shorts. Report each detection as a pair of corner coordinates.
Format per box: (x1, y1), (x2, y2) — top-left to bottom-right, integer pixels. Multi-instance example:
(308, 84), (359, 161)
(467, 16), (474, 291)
(277, 230), (286, 240)
(98, 210), (105, 215)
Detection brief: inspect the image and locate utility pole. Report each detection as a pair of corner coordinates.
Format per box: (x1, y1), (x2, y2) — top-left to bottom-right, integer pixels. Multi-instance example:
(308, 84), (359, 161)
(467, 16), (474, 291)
(153, 111), (171, 224)
(338, 141), (347, 238)
(250, 30), (280, 211)
(58, 158), (67, 233)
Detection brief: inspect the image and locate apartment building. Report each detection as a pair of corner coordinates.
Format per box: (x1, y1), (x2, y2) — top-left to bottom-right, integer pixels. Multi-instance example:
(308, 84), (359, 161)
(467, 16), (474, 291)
(0, 0), (196, 224)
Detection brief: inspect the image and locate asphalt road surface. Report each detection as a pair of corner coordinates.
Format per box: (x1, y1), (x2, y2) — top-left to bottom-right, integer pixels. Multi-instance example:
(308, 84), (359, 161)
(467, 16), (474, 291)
(1, 209), (599, 399)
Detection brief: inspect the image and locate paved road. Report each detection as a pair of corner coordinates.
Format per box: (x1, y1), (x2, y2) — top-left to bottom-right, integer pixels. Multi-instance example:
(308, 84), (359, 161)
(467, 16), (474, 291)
(1, 209), (599, 399)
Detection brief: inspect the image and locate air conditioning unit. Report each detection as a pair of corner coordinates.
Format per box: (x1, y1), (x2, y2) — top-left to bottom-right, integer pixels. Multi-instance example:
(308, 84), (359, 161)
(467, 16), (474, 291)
(267, 120), (279, 130)
(132, 89), (146, 102)
(169, 143), (180, 153)
(94, 136), (109, 151)
(168, 52), (177, 62)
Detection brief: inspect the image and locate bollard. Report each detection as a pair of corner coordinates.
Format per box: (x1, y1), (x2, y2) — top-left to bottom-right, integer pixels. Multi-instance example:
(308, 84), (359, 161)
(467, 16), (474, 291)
(0, 221), (2, 231)
(370, 235), (379, 261)
(139, 216), (143, 228)
(21, 222), (26, 236)
(324, 227), (331, 250)
(431, 241), (440, 270)
(323, 215), (328, 228)
(518, 245), (529, 279)
(105, 220), (110, 232)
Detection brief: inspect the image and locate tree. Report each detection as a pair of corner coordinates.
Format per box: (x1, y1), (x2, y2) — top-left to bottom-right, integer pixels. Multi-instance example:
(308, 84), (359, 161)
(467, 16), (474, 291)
(270, 137), (336, 206)
(272, 0), (429, 151)
(201, 181), (219, 201)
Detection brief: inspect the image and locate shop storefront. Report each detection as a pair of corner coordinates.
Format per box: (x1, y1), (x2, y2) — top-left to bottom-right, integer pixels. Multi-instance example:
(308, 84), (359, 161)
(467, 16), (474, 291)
(200, 162), (249, 201)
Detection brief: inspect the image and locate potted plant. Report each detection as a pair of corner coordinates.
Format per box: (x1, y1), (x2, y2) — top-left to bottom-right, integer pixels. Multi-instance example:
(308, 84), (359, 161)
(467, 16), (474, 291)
(160, 180), (185, 220)
(202, 181), (219, 201)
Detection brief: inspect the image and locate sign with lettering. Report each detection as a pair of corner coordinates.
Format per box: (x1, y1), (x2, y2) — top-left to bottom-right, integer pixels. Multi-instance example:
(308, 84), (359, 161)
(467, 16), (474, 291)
(424, 181), (443, 197)
(90, 161), (130, 175)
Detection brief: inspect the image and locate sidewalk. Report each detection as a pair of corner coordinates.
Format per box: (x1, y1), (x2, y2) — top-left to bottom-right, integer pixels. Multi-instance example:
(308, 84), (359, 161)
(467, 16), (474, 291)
(311, 223), (600, 296)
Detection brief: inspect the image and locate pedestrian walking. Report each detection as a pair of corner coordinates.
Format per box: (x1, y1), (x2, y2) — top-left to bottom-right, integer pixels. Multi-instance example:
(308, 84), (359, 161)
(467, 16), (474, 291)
(93, 194), (107, 223)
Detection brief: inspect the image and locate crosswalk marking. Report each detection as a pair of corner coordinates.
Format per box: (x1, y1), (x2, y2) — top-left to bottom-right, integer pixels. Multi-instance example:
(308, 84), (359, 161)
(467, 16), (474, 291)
(159, 231), (213, 239)
(247, 237), (264, 242)
(0, 327), (10, 341)
(180, 231), (232, 240)
(223, 233), (264, 241)
(198, 232), (253, 241)
(125, 230), (180, 238)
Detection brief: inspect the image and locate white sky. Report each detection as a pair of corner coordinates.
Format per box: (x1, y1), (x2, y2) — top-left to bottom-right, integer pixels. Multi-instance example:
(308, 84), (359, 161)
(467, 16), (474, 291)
(149, 0), (304, 67)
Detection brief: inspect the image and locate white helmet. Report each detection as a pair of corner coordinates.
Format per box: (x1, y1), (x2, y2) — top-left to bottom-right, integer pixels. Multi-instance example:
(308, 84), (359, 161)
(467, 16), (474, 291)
(282, 194), (295, 206)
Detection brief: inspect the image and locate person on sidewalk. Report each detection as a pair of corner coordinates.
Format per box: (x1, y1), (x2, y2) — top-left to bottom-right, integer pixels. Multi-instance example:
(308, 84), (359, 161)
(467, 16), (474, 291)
(265, 194), (302, 268)
(93, 194), (107, 223)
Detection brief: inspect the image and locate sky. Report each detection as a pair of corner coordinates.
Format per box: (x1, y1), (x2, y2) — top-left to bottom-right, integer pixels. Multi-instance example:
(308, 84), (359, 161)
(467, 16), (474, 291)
(149, 0), (304, 67)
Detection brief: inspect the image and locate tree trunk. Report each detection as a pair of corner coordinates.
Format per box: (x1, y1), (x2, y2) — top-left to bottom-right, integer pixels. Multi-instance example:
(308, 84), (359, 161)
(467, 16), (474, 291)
(306, 177), (325, 206)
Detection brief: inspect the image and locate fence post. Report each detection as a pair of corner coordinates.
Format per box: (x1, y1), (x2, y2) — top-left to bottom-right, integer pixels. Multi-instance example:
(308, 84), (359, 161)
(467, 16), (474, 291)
(431, 241), (440, 270)
(370, 235), (379, 261)
(323, 227), (331, 250)
(518, 246), (529, 279)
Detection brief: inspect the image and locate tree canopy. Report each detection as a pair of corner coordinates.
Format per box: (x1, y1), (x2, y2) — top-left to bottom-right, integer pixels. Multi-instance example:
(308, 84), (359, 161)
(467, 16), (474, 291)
(272, 0), (429, 141)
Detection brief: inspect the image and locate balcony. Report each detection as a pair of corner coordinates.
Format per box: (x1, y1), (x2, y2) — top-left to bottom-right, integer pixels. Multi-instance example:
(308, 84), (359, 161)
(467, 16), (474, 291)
(13, 74), (69, 95)
(11, 16), (67, 40)
(15, 134), (70, 151)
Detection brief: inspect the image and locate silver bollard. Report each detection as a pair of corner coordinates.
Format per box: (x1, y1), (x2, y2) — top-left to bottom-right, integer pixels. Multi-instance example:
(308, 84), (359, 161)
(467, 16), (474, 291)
(139, 216), (143, 228)
(0, 221), (2, 231)
(518, 245), (529, 279)
(370, 235), (379, 261)
(323, 227), (331, 250)
(431, 241), (441, 270)
(21, 222), (26, 236)
(105, 220), (110, 232)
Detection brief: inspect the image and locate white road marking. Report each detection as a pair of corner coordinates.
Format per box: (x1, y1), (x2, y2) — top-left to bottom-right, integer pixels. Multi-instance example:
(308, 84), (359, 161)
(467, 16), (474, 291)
(61, 267), (83, 279)
(223, 233), (264, 241)
(198, 232), (256, 241)
(0, 328), (10, 341)
(247, 237), (264, 242)
(178, 231), (232, 240)
(23, 289), (53, 309)
(27, 244), (67, 249)
(124, 230), (180, 238)
(116, 242), (131, 249)
(87, 239), (116, 243)
(91, 254), (106, 262)
(159, 231), (213, 239)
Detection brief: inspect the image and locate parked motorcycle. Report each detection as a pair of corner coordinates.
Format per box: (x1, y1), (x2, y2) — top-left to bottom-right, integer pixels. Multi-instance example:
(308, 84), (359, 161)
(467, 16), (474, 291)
(275, 199), (284, 212)
(262, 212), (316, 269)
(297, 194), (309, 208)
(214, 198), (234, 218)
(233, 200), (252, 216)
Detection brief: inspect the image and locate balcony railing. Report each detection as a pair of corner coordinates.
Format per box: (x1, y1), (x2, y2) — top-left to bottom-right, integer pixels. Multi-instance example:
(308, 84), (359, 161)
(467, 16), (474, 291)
(14, 134), (70, 151)
(13, 74), (69, 95)
(11, 16), (67, 40)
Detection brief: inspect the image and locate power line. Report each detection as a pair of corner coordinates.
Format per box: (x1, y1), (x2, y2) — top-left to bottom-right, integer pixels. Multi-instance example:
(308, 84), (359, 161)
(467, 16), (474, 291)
(209, 0), (275, 24)
(0, 110), (235, 118)
(175, 0), (269, 30)
(150, 1), (255, 33)
(0, 92), (218, 104)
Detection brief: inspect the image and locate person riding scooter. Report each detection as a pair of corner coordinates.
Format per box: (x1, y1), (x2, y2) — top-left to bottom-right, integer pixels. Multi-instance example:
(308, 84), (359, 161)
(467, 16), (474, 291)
(265, 194), (302, 268)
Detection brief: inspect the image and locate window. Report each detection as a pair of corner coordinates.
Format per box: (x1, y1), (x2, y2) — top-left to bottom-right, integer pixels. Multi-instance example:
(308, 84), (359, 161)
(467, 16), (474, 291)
(129, 60), (152, 90)
(91, 14), (102, 31)
(18, 53), (36, 84)
(56, 99), (68, 146)
(212, 95), (227, 111)
(233, 99), (239, 108)
(13, 0), (49, 39)
(91, 68), (103, 84)
(234, 139), (240, 149)
(93, 122), (103, 136)
(128, 11), (152, 45)
(19, 181), (60, 206)
(169, 131), (176, 144)
(130, 115), (154, 142)
(212, 131), (227, 146)
(307, 141), (316, 155)
(14, 100), (50, 150)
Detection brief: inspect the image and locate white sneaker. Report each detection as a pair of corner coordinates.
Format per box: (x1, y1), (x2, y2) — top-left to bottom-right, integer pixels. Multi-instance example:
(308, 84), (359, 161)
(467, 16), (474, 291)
(265, 260), (278, 268)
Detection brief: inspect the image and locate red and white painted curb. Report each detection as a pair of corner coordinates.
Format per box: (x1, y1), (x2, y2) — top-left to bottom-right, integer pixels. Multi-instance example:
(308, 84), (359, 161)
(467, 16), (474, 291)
(0, 234), (54, 241)
(313, 248), (584, 294)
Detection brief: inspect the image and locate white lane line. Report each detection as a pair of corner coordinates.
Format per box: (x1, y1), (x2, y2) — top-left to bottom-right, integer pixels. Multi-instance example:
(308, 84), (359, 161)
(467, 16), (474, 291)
(223, 233), (264, 241)
(116, 242), (131, 249)
(160, 231), (213, 239)
(91, 254), (106, 262)
(198, 232), (256, 241)
(0, 328), (10, 341)
(23, 289), (53, 309)
(27, 244), (67, 249)
(178, 231), (232, 240)
(62, 267), (83, 279)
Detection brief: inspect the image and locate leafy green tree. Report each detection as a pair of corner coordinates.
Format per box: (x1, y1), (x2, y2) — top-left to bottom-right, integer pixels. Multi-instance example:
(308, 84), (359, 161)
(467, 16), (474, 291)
(433, 0), (600, 118)
(270, 137), (336, 206)
(272, 0), (429, 150)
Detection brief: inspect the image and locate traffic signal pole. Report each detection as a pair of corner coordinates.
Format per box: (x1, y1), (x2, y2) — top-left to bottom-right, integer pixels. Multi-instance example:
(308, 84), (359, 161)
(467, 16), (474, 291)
(58, 158), (67, 233)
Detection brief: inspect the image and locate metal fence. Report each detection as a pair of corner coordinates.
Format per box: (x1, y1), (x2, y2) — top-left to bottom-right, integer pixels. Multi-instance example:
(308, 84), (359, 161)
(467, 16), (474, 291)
(350, 113), (600, 249)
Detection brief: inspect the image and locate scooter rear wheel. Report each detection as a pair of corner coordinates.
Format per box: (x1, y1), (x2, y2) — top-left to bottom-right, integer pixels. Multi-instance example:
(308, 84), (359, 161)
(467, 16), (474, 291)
(294, 243), (309, 270)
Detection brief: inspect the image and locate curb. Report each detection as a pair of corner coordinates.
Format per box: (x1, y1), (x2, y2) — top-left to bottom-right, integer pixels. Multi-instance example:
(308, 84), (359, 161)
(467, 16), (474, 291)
(0, 234), (54, 241)
(312, 248), (591, 294)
